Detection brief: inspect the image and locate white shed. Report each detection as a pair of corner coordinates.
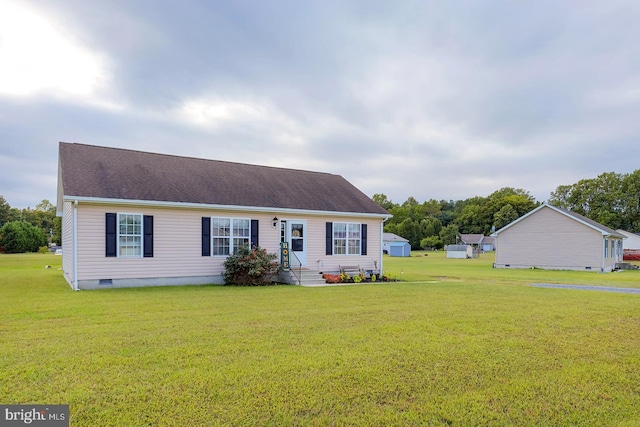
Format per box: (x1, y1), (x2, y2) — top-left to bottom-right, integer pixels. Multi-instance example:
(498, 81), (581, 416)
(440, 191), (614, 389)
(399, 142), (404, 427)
(445, 244), (473, 259)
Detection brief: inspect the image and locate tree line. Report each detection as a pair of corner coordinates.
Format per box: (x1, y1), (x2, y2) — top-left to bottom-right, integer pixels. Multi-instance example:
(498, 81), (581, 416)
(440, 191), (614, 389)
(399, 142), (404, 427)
(0, 196), (61, 253)
(374, 188), (538, 250)
(375, 168), (640, 250)
(549, 170), (640, 232)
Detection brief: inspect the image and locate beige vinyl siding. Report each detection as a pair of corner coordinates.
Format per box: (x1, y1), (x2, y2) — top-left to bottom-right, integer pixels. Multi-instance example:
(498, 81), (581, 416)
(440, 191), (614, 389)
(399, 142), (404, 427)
(293, 216), (383, 274)
(75, 204), (384, 283)
(496, 207), (604, 270)
(61, 201), (74, 287)
(76, 205), (281, 281)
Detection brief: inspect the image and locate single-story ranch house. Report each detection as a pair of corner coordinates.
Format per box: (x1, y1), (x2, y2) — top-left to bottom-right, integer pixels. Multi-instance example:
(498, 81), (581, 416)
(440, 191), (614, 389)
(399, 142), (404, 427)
(492, 203), (624, 272)
(460, 234), (495, 252)
(57, 143), (390, 290)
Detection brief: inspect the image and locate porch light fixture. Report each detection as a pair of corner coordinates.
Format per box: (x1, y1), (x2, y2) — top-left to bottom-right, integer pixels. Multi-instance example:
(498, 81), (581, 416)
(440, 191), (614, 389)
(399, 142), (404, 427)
(272, 217), (278, 228)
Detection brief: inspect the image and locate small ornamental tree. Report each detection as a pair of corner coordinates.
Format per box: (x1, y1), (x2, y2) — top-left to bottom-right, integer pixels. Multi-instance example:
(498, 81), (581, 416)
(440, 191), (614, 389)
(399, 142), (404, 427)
(222, 246), (279, 286)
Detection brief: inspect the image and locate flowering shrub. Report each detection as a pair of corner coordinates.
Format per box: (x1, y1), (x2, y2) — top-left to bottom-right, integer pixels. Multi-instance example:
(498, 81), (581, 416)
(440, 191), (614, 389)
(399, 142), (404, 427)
(222, 246), (279, 286)
(322, 273), (342, 284)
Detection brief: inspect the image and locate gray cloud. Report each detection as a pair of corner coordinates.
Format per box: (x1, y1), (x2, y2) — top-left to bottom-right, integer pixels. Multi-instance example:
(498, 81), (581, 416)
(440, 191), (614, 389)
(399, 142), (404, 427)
(1, 0), (639, 208)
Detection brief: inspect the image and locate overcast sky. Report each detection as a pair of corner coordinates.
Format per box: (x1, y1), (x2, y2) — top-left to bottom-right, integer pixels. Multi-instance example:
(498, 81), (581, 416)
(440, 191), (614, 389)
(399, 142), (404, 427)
(1, 0), (639, 209)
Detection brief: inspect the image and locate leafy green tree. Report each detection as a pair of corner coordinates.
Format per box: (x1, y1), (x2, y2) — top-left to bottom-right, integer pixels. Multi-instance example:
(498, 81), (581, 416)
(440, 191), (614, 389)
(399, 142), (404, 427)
(421, 199), (442, 218)
(402, 196), (420, 207)
(439, 224), (460, 246)
(397, 218), (423, 249)
(493, 204), (519, 230)
(52, 216), (62, 246)
(621, 170), (640, 232)
(420, 235), (443, 249)
(0, 196), (16, 228)
(549, 184), (573, 209)
(0, 221), (47, 253)
(437, 201), (457, 227)
(36, 199), (55, 213)
(421, 216), (442, 238)
(387, 205), (411, 225)
(456, 204), (485, 234)
(549, 172), (625, 230)
(372, 193), (396, 211)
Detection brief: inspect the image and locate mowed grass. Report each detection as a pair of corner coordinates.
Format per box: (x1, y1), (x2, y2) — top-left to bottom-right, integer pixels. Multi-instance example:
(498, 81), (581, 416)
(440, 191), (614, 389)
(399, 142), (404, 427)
(1, 252), (640, 426)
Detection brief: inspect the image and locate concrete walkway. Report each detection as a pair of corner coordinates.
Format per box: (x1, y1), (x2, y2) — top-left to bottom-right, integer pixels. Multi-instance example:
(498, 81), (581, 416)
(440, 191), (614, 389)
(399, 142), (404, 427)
(531, 283), (640, 294)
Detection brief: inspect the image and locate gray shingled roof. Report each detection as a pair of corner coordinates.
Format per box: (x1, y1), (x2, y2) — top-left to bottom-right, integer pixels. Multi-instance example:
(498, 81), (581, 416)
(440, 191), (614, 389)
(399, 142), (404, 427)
(58, 142), (389, 215)
(460, 234), (484, 245)
(383, 233), (409, 243)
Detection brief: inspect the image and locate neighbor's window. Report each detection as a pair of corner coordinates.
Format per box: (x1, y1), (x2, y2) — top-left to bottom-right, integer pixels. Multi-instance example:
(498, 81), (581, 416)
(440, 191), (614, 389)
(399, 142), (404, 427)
(333, 222), (361, 256)
(604, 239), (608, 258)
(118, 213), (142, 257)
(211, 217), (250, 256)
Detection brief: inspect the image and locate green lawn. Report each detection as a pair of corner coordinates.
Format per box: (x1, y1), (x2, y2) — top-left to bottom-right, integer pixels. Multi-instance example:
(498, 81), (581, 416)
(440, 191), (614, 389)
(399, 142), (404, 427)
(1, 252), (639, 426)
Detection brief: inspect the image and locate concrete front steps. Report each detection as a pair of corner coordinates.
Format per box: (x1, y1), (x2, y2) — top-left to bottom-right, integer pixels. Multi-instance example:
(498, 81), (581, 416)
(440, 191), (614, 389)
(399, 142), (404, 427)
(279, 268), (329, 286)
(296, 269), (329, 286)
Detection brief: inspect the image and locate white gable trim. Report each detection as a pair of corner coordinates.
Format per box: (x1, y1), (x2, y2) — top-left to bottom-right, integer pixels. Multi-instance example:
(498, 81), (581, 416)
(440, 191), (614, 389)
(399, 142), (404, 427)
(493, 203), (622, 238)
(62, 195), (391, 220)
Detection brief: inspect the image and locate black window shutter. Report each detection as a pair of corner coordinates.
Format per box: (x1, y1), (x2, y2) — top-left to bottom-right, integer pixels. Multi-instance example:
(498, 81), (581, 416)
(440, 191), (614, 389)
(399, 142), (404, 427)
(361, 224), (367, 256)
(106, 213), (117, 257)
(202, 217), (211, 256)
(251, 220), (259, 248)
(326, 222), (333, 255)
(143, 215), (154, 257)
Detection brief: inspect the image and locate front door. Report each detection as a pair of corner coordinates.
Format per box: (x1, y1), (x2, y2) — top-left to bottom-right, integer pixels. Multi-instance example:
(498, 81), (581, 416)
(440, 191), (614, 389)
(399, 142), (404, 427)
(288, 220), (307, 267)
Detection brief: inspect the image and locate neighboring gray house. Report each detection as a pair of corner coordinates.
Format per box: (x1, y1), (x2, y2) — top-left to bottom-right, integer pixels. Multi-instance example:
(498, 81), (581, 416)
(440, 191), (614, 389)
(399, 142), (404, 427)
(388, 241), (411, 257)
(493, 203), (624, 272)
(57, 142), (391, 289)
(383, 233), (409, 253)
(460, 234), (495, 251)
(481, 236), (495, 252)
(617, 230), (640, 250)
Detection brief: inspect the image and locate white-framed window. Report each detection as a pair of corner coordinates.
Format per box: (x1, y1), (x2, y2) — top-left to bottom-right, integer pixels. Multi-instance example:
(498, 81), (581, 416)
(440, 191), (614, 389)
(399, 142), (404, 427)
(611, 239), (615, 259)
(211, 217), (251, 256)
(333, 222), (361, 256)
(604, 238), (609, 258)
(118, 213), (142, 257)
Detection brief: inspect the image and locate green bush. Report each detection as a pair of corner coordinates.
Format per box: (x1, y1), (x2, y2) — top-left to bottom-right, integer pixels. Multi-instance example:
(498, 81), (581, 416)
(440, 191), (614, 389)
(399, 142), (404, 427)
(222, 246), (279, 286)
(421, 235), (443, 250)
(0, 221), (47, 253)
